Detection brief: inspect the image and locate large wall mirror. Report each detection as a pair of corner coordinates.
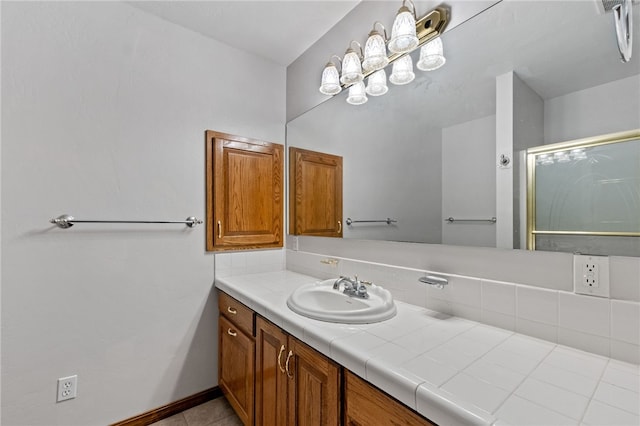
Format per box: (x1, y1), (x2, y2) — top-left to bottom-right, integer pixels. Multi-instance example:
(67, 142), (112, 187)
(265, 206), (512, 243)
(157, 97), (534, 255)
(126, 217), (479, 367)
(286, 0), (640, 255)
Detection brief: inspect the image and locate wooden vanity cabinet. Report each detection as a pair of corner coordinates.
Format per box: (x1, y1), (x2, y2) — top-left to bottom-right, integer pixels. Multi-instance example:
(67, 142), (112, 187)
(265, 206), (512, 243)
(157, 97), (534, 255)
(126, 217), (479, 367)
(218, 291), (431, 426)
(218, 292), (255, 426)
(206, 130), (284, 251)
(255, 316), (341, 426)
(289, 147), (343, 237)
(344, 371), (435, 426)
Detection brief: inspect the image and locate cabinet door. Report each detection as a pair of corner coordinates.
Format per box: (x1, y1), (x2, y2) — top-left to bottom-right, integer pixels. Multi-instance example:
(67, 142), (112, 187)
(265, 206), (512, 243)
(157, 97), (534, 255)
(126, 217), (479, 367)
(255, 317), (289, 426)
(289, 147), (343, 237)
(218, 315), (255, 426)
(344, 371), (435, 426)
(288, 338), (341, 426)
(206, 130), (283, 251)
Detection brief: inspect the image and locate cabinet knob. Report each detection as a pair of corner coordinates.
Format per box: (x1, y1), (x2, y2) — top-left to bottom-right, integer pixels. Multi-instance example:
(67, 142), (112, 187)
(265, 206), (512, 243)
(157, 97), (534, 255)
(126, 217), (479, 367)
(227, 306), (237, 315)
(338, 220), (342, 234)
(217, 220), (222, 239)
(227, 328), (237, 337)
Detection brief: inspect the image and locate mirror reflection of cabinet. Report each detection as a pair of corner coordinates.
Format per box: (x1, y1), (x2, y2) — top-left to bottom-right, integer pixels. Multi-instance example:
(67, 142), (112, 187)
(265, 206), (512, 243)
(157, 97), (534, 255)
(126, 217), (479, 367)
(206, 130), (283, 251)
(289, 147), (343, 237)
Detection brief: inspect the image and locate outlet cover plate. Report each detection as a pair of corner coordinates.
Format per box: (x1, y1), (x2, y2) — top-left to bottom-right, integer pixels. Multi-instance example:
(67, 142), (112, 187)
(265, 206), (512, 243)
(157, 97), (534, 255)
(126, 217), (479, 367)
(57, 375), (77, 402)
(573, 254), (610, 297)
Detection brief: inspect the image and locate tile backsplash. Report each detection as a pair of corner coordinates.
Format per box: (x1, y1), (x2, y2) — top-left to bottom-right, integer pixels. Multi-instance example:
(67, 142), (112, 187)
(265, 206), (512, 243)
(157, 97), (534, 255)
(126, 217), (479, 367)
(285, 249), (640, 364)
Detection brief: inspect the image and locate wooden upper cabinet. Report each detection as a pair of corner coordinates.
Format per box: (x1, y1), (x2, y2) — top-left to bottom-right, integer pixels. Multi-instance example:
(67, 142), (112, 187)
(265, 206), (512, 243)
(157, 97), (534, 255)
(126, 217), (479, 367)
(289, 147), (343, 237)
(206, 131), (283, 251)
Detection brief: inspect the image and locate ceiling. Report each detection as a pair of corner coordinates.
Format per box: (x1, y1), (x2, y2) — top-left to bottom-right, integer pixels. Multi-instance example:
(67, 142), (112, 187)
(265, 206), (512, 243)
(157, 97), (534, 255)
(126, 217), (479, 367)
(127, 1), (360, 66)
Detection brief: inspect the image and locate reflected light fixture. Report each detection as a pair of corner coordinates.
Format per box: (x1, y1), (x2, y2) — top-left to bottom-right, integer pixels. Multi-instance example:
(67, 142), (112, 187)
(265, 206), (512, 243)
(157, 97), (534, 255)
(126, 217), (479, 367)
(570, 148), (587, 160)
(388, 0), (419, 54)
(319, 55), (342, 95)
(389, 55), (415, 85)
(362, 22), (389, 72)
(346, 81), (368, 105)
(340, 41), (364, 85)
(416, 37), (446, 71)
(366, 69), (388, 96)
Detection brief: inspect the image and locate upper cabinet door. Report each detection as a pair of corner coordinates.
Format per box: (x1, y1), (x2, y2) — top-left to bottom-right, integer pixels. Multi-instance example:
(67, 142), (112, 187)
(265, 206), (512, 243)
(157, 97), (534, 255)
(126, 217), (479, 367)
(206, 130), (283, 251)
(289, 147), (343, 237)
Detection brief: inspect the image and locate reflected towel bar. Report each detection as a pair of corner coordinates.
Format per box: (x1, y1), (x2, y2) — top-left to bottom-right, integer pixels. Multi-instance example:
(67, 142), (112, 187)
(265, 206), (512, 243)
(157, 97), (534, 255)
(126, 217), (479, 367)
(49, 214), (203, 229)
(445, 217), (497, 223)
(346, 218), (397, 225)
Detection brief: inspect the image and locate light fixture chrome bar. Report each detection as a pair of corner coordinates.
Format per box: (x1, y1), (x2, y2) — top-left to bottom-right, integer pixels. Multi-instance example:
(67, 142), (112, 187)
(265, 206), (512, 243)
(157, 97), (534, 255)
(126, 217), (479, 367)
(49, 214), (203, 229)
(445, 217), (497, 223)
(346, 217), (397, 225)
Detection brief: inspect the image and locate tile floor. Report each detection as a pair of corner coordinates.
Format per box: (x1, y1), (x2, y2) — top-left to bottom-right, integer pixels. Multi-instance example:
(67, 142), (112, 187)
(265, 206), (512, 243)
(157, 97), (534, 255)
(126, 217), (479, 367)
(150, 397), (242, 426)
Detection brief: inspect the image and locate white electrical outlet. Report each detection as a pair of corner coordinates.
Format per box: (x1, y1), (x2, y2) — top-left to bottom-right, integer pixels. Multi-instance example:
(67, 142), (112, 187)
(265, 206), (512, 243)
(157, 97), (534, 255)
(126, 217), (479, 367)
(574, 254), (610, 297)
(57, 375), (77, 402)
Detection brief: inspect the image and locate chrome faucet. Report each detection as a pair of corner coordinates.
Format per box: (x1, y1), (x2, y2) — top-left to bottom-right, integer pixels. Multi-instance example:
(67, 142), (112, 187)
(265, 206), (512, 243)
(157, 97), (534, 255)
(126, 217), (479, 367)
(333, 275), (370, 299)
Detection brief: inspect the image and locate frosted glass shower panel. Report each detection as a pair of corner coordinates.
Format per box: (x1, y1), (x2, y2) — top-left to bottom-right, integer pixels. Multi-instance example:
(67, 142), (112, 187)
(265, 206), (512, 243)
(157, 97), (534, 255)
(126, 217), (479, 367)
(535, 139), (640, 233)
(527, 131), (640, 256)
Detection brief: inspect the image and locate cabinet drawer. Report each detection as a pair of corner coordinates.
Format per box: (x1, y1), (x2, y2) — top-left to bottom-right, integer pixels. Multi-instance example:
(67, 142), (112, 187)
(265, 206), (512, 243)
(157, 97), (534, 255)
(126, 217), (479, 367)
(344, 371), (434, 426)
(219, 291), (254, 336)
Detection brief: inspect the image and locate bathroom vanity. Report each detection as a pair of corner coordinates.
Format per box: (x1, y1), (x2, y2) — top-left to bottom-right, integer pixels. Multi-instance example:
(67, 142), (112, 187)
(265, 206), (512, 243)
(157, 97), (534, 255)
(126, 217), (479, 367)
(219, 289), (432, 425)
(217, 270), (639, 426)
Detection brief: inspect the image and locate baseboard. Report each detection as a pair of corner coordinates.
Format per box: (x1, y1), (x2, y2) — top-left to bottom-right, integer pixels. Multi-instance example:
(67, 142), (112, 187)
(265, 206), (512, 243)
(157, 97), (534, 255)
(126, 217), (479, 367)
(112, 386), (223, 426)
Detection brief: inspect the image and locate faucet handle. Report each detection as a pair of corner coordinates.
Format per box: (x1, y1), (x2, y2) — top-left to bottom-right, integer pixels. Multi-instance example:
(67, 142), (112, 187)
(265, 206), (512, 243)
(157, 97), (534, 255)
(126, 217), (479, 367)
(356, 284), (369, 298)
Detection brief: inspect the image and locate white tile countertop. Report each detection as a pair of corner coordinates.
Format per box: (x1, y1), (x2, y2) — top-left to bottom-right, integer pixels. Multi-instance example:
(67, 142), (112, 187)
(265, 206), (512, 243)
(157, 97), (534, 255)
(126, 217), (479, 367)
(215, 271), (640, 426)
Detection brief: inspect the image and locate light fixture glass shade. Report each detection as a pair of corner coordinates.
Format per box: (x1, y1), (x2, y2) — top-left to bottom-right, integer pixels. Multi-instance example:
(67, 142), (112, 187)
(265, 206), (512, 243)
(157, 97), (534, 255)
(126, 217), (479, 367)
(365, 69), (388, 96)
(388, 7), (418, 54)
(319, 63), (342, 95)
(389, 55), (415, 85)
(362, 32), (389, 72)
(416, 37), (446, 71)
(346, 81), (368, 105)
(340, 50), (364, 85)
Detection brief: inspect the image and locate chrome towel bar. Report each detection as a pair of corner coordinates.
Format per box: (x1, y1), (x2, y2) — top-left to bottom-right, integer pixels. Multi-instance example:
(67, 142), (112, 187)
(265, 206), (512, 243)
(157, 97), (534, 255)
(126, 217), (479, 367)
(346, 217), (397, 225)
(445, 217), (497, 224)
(49, 214), (203, 229)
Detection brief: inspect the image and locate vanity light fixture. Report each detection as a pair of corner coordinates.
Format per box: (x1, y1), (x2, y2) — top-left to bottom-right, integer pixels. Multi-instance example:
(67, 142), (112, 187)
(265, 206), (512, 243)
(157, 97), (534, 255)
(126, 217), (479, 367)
(346, 81), (368, 105)
(416, 37), (446, 71)
(389, 55), (415, 85)
(362, 22), (389, 72)
(388, 0), (419, 54)
(340, 41), (364, 85)
(365, 69), (389, 96)
(318, 3), (449, 105)
(319, 55), (343, 95)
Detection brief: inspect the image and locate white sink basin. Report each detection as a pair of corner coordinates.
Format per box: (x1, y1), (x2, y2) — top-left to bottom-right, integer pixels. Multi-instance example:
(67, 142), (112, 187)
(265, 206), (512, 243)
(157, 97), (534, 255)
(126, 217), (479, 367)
(286, 279), (396, 324)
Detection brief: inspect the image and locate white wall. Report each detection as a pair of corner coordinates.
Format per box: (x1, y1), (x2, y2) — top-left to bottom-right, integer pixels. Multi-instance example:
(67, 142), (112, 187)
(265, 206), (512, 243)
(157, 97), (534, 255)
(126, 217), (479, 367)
(442, 115), (496, 247)
(545, 74), (640, 144)
(512, 73), (544, 249)
(1, 2), (285, 425)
